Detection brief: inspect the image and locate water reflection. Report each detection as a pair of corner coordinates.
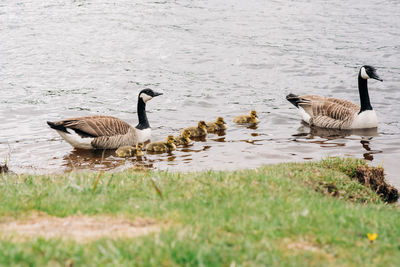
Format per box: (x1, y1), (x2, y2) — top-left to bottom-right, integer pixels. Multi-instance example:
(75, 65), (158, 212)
(62, 149), (121, 171)
(310, 127), (378, 139)
(189, 136), (207, 142)
(247, 124), (258, 130)
(361, 139), (374, 161)
(63, 147), (160, 172)
(61, 139), (222, 172)
(234, 124), (259, 130)
(216, 130), (227, 136)
(292, 125), (381, 161)
(294, 124), (378, 139)
(167, 155), (176, 162)
(359, 138), (383, 161)
(211, 137), (226, 142)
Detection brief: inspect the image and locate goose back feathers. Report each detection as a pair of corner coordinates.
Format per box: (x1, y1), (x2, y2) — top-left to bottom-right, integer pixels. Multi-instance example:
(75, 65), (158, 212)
(286, 94), (364, 129)
(48, 116), (139, 149)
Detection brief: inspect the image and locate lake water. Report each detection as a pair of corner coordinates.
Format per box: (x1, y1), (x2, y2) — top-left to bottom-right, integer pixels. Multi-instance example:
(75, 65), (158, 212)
(1, 0), (399, 187)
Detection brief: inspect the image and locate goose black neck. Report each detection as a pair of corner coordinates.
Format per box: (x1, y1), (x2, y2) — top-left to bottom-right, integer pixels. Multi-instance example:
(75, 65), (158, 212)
(136, 97), (150, 129)
(358, 74), (373, 113)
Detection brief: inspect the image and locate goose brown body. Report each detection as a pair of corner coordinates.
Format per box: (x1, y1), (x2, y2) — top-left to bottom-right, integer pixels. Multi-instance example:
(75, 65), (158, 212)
(47, 88), (162, 149)
(288, 95), (361, 129)
(286, 66), (383, 130)
(48, 116), (139, 149)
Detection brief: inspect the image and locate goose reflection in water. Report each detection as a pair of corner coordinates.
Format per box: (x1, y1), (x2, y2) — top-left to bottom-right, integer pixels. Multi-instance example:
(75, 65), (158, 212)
(62, 148), (147, 172)
(291, 124), (381, 161)
(359, 138), (383, 161)
(62, 138), (217, 172)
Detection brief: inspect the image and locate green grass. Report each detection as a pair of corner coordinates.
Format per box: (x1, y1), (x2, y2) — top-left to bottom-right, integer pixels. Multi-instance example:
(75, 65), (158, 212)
(0, 157), (399, 266)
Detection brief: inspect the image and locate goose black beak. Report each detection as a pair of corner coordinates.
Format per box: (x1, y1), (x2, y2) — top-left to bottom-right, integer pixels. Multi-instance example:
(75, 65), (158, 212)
(370, 73), (383, 82)
(153, 92), (163, 97)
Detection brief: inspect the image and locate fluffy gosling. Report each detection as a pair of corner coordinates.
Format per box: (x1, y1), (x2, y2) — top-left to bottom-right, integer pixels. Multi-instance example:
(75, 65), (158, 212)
(146, 135), (176, 152)
(116, 143), (144, 158)
(175, 129), (192, 146)
(206, 117), (227, 133)
(182, 120), (207, 137)
(233, 110), (258, 124)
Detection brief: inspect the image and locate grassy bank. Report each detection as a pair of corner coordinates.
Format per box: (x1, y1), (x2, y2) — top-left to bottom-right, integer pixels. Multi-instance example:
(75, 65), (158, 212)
(0, 158), (399, 266)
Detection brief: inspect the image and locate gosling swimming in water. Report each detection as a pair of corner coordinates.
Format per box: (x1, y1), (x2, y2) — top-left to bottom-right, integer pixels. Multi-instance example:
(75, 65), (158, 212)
(116, 143), (144, 158)
(182, 121), (207, 137)
(175, 129), (192, 146)
(206, 117), (227, 133)
(146, 135), (176, 153)
(233, 110), (258, 124)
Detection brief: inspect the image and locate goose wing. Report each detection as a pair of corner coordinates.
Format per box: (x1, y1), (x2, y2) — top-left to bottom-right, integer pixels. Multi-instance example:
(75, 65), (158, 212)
(325, 97), (360, 111)
(48, 115), (139, 149)
(290, 94), (360, 129)
(90, 128), (138, 149)
(48, 115), (133, 137)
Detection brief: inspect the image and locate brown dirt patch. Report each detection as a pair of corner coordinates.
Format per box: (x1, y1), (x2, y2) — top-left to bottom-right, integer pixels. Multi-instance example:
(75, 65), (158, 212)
(356, 165), (399, 203)
(287, 241), (321, 252)
(279, 238), (334, 261)
(0, 213), (162, 242)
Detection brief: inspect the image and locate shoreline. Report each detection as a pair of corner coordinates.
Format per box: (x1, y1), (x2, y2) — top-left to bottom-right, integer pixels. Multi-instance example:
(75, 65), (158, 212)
(1, 157), (399, 266)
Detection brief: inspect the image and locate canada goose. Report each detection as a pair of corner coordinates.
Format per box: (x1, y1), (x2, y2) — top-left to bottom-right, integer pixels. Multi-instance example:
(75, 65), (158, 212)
(286, 65), (383, 129)
(116, 143), (144, 158)
(206, 117), (227, 132)
(175, 129), (192, 146)
(146, 135), (176, 152)
(233, 111), (258, 124)
(47, 88), (162, 149)
(182, 121), (207, 137)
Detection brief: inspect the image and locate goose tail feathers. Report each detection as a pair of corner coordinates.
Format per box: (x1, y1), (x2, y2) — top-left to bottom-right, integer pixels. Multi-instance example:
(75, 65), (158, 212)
(286, 94), (312, 108)
(286, 93), (301, 108)
(47, 121), (69, 133)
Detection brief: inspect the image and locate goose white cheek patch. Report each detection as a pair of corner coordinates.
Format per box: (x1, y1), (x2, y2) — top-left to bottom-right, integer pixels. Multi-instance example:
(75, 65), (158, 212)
(360, 67), (370, 79)
(140, 93), (153, 103)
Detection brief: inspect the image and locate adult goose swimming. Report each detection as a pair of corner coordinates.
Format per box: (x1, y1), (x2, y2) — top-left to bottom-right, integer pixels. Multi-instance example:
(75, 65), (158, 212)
(286, 65), (383, 129)
(47, 88), (162, 149)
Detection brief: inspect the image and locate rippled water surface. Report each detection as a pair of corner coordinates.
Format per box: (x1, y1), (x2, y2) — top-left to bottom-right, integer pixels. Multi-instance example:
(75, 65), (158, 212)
(1, 0), (399, 186)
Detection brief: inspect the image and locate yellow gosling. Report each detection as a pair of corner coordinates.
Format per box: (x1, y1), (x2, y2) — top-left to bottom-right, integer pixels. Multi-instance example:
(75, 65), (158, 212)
(116, 143), (144, 158)
(116, 146), (134, 158)
(206, 117), (227, 133)
(175, 129), (192, 146)
(135, 143), (145, 157)
(146, 135), (176, 153)
(233, 110), (258, 124)
(182, 121), (207, 137)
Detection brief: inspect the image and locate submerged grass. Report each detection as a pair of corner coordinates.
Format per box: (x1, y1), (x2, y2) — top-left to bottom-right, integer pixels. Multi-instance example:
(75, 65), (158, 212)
(0, 157), (399, 266)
